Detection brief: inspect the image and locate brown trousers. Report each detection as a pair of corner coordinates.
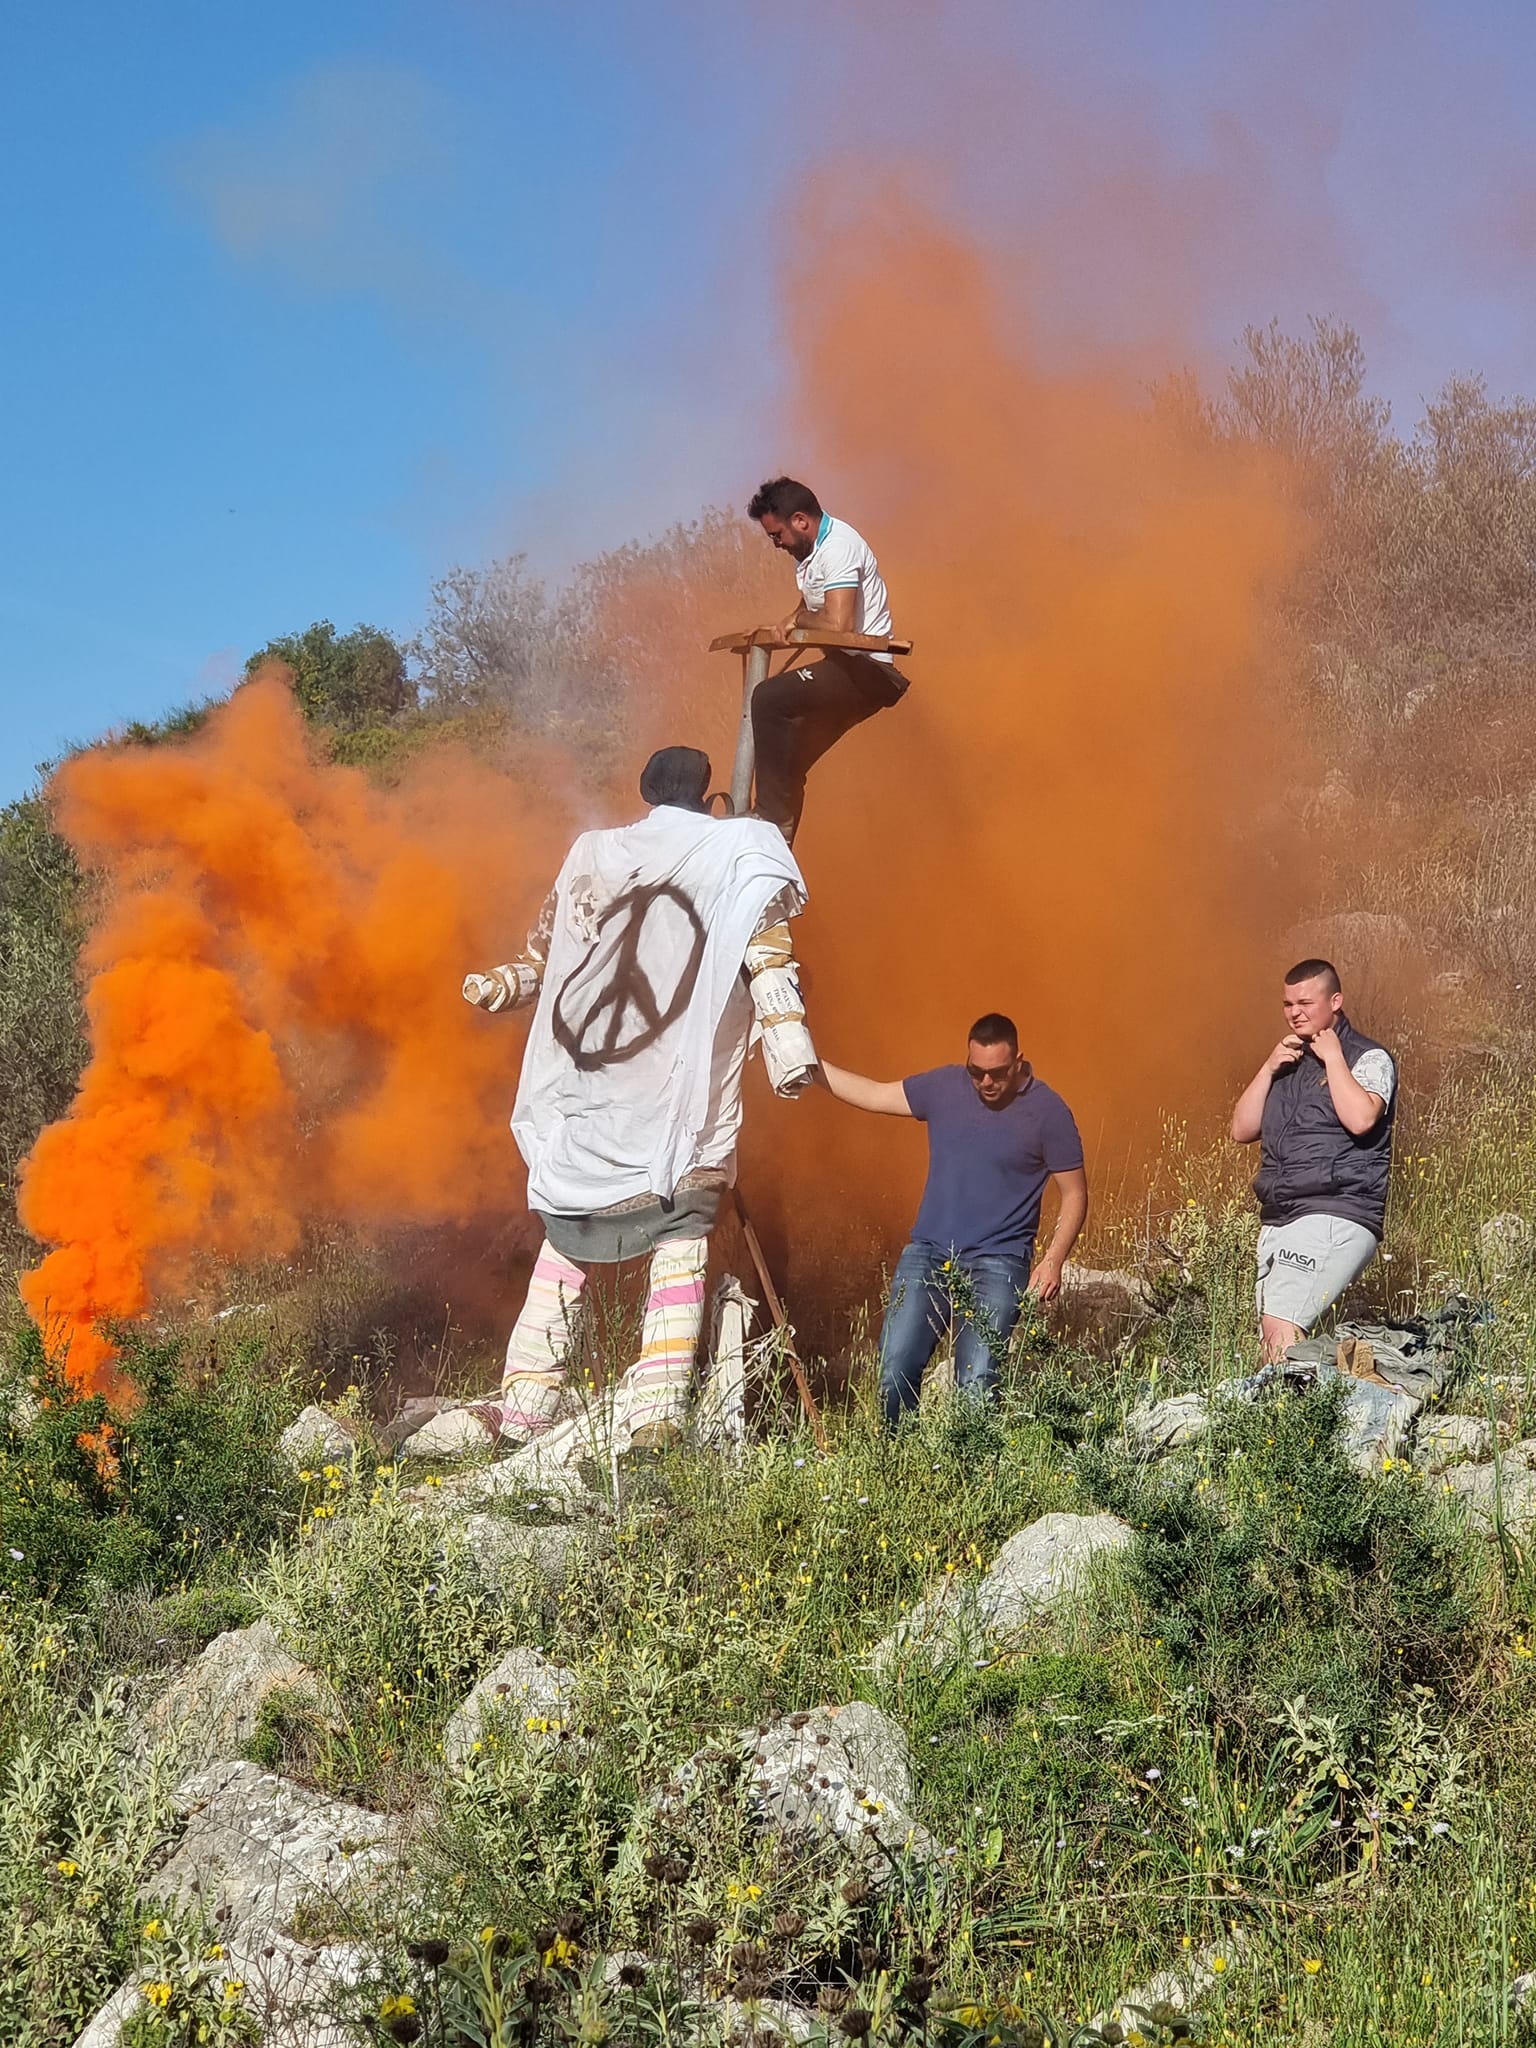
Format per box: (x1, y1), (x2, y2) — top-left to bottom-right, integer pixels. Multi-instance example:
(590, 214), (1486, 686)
(750, 651), (907, 839)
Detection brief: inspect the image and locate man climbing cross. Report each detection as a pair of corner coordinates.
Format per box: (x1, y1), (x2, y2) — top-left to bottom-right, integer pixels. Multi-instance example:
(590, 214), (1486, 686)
(747, 476), (908, 841)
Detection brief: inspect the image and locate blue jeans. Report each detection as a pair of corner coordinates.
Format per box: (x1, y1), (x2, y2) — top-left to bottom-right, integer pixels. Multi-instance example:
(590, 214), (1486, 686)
(878, 1240), (1033, 1428)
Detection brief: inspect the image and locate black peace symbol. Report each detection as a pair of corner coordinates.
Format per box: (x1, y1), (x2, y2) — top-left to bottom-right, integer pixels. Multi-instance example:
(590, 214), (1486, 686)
(550, 882), (708, 1071)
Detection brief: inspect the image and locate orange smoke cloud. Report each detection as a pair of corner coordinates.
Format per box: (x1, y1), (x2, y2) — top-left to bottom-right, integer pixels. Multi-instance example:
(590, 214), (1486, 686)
(19, 675), (567, 1396)
(729, 197), (1318, 1297)
(20, 189), (1324, 1392)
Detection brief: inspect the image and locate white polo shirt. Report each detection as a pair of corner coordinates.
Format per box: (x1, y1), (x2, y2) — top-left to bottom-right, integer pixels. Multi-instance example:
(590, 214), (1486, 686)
(795, 512), (894, 661)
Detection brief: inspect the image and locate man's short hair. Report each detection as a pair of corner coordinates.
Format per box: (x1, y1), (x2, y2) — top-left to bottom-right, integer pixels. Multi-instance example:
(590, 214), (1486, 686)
(747, 476), (822, 523)
(968, 1012), (1019, 1053)
(639, 745), (711, 812)
(1284, 958), (1341, 995)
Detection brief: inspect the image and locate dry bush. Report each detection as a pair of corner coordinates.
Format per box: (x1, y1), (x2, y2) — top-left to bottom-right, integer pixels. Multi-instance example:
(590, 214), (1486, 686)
(409, 509), (781, 787)
(1190, 321), (1536, 1067)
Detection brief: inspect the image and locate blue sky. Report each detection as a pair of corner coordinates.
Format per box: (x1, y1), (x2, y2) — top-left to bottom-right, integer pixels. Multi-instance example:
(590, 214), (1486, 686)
(3, 0), (1533, 799)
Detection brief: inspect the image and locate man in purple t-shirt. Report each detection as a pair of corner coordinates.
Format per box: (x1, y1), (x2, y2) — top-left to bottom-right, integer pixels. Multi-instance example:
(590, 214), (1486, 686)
(818, 1012), (1089, 1425)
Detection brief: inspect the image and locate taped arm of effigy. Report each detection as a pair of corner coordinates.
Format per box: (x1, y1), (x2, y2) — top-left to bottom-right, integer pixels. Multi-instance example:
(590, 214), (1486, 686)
(746, 887), (817, 1098)
(461, 889), (556, 1013)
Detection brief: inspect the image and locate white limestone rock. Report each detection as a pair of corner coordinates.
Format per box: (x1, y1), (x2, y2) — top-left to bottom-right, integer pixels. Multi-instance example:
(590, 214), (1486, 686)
(399, 1404), (500, 1461)
(1123, 1392), (1211, 1457)
(1094, 1943), (1233, 2032)
(714, 1996), (819, 2044)
(443, 1647), (581, 1765)
(1414, 1412), (1494, 1472)
(874, 1511), (1135, 1673)
(74, 1935), (368, 2048)
(139, 1620), (338, 1772)
(72, 1980), (143, 2048)
(3, 1381), (40, 1435)
(1054, 1263), (1154, 1334)
(277, 1406), (357, 1471)
(745, 1701), (933, 1875)
(379, 1396), (446, 1452)
(458, 1513), (576, 1596)
(1478, 1212), (1531, 1282)
(77, 1761), (395, 2047)
(1443, 1452), (1536, 1534)
(150, 1759), (399, 1931)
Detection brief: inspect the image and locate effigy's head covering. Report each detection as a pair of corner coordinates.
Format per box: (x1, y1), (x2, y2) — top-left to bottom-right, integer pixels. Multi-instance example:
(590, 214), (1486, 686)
(639, 745), (712, 812)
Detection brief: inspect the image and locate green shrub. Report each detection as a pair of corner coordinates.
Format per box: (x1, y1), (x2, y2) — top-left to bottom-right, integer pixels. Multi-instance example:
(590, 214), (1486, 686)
(0, 1613), (179, 2047)
(0, 1326), (300, 1608)
(246, 620), (411, 728)
(0, 794), (86, 1241)
(1078, 1379), (1480, 1741)
(253, 1479), (501, 1796)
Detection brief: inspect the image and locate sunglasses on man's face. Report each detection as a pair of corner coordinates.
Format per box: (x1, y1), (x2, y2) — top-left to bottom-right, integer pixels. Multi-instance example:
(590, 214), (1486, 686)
(966, 1061), (1016, 1084)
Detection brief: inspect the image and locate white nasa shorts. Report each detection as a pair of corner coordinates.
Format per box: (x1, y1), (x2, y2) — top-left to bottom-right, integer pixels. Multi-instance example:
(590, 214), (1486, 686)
(1255, 1214), (1379, 1329)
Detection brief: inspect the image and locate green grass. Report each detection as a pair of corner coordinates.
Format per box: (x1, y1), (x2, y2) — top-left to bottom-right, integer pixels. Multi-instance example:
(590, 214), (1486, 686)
(6, 1083), (1536, 2044)
(0, 1325), (303, 1609)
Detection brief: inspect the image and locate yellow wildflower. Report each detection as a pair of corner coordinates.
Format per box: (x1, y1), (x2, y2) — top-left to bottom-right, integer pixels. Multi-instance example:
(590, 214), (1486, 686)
(1302, 1957), (1323, 1975)
(380, 1992), (418, 2020)
(143, 1982), (174, 2009)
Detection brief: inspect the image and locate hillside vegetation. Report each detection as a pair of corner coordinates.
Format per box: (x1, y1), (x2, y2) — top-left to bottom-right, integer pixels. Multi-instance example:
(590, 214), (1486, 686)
(1, 322), (1535, 2043)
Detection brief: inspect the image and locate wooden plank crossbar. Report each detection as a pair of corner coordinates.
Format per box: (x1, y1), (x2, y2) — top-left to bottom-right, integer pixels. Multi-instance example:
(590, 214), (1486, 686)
(708, 626), (914, 655)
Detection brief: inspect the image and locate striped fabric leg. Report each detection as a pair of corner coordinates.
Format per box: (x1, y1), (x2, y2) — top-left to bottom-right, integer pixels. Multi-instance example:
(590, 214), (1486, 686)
(501, 1240), (587, 1436)
(615, 1236), (708, 1434)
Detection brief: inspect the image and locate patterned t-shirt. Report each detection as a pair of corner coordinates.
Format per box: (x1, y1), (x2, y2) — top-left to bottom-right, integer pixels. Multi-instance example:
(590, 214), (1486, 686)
(1350, 1048), (1396, 1105)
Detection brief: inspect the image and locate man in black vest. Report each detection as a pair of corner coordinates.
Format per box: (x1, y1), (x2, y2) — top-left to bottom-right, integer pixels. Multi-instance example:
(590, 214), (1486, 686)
(1230, 958), (1397, 1362)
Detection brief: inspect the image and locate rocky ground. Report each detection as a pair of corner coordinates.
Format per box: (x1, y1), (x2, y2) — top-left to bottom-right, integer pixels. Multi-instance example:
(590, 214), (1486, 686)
(45, 1272), (1536, 2048)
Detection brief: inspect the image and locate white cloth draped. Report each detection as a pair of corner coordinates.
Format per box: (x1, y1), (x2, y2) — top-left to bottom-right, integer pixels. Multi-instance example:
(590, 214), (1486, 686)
(512, 807), (805, 1214)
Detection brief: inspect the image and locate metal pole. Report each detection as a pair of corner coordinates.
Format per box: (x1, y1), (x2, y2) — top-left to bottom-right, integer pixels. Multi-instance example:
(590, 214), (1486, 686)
(728, 641), (771, 817)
